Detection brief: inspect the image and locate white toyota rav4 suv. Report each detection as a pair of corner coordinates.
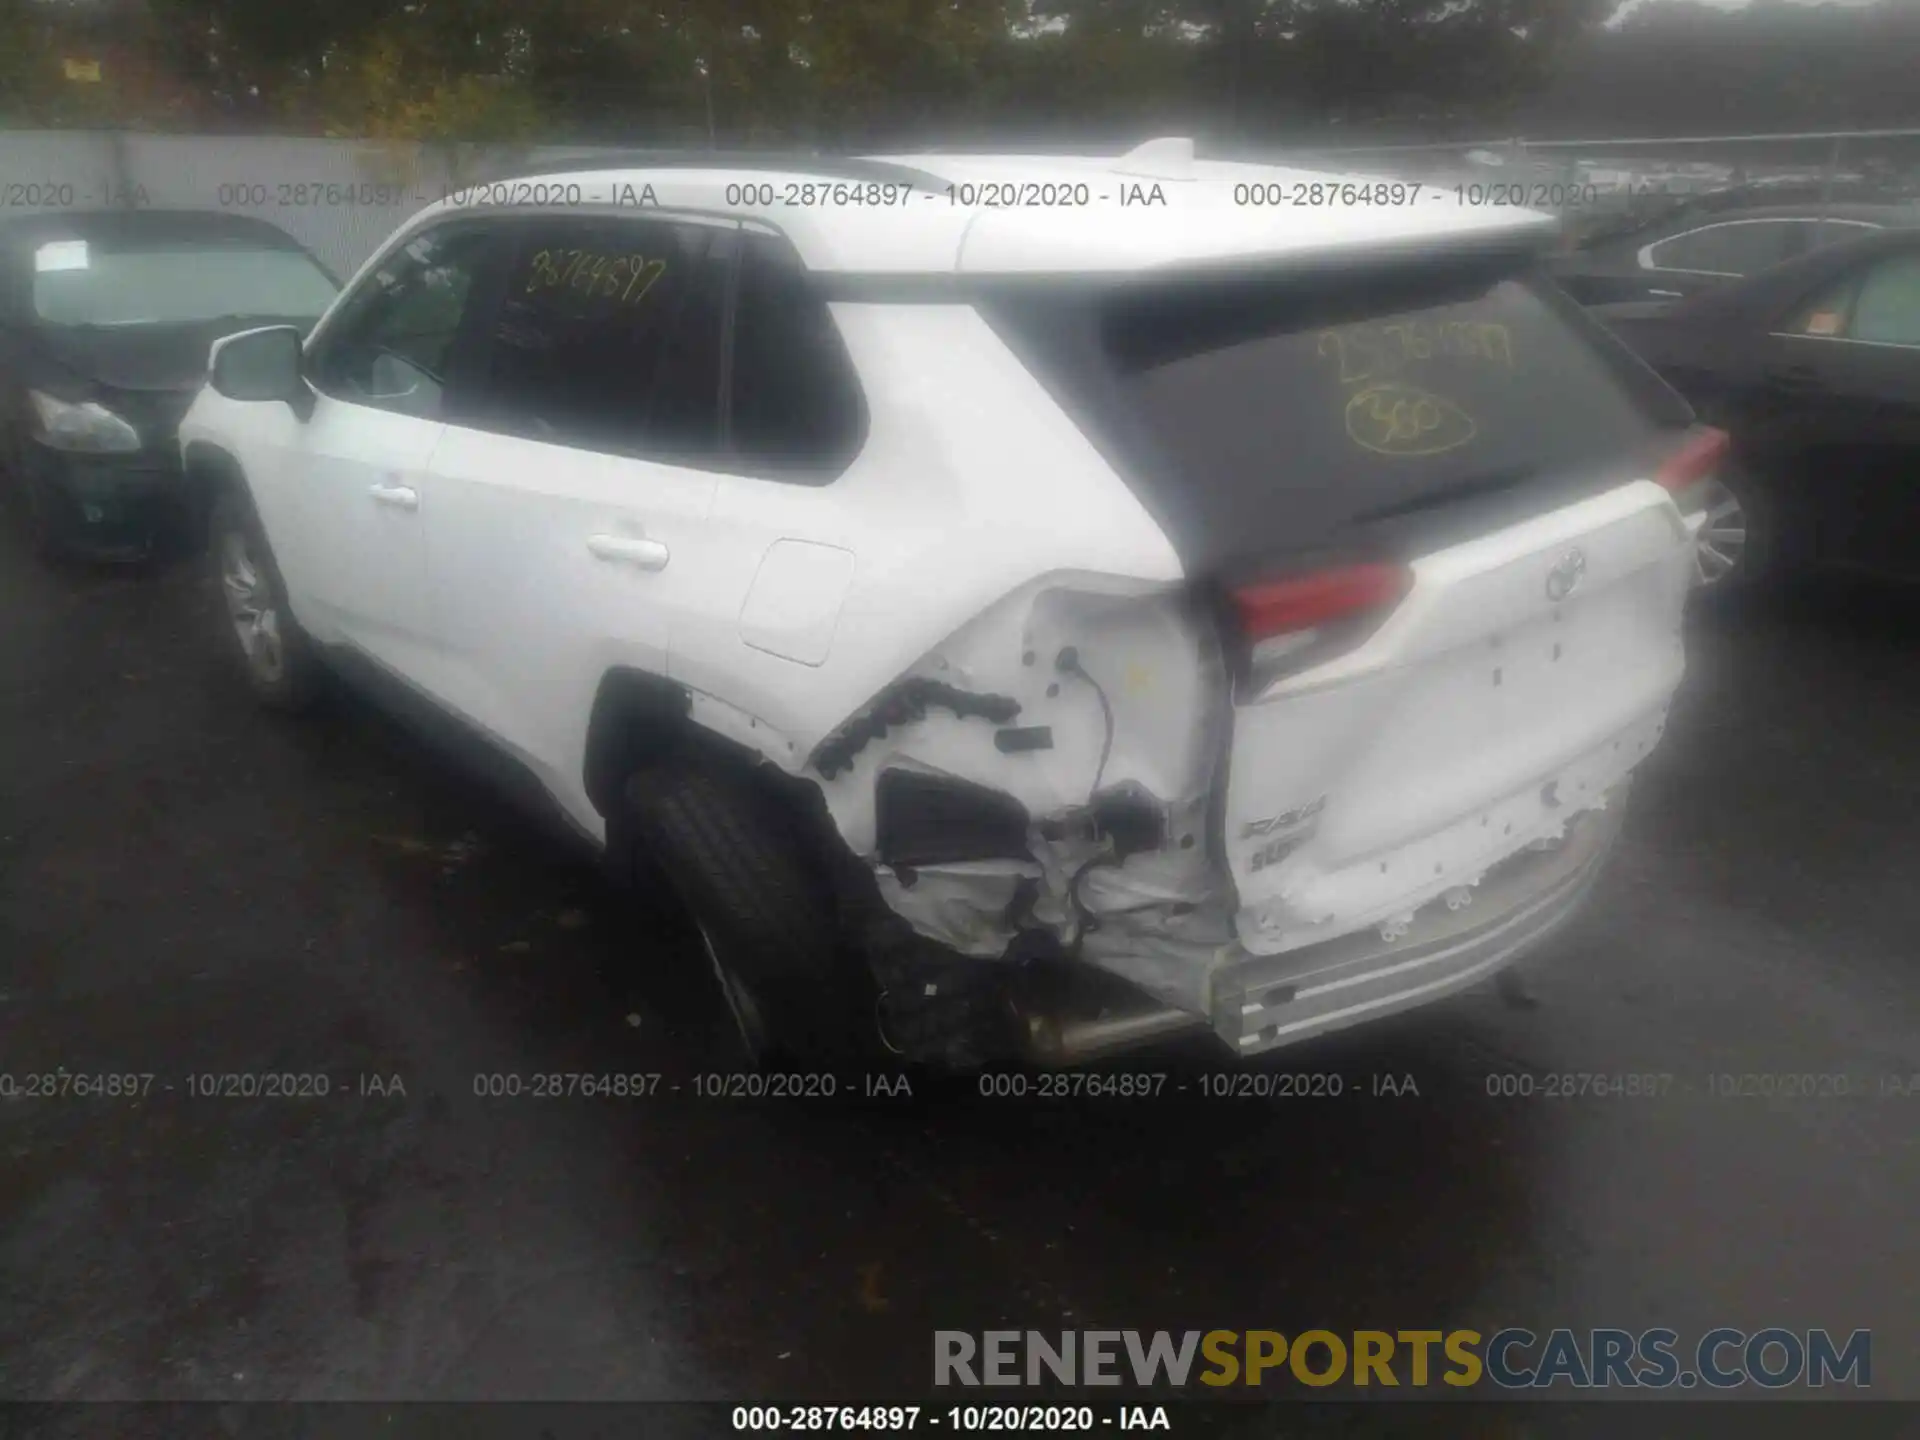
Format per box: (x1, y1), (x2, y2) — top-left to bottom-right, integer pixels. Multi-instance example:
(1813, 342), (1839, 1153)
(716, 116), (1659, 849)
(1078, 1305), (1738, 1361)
(182, 140), (1722, 1070)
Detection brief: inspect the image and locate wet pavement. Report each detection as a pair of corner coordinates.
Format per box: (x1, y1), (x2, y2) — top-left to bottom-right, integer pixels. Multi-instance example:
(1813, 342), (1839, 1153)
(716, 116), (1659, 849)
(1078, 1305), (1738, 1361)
(2, 513), (1917, 1404)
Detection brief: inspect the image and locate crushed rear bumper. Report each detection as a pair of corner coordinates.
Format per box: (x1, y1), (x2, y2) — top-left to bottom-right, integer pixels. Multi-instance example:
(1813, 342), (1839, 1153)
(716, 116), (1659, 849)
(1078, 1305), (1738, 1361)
(1013, 786), (1628, 1066)
(1212, 789), (1627, 1056)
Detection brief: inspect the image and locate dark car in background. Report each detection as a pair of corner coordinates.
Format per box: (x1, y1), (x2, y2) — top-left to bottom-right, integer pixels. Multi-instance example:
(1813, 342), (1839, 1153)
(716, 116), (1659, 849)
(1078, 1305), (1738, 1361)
(1551, 201), (1919, 307)
(0, 209), (339, 561)
(1595, 224), (1920, 588)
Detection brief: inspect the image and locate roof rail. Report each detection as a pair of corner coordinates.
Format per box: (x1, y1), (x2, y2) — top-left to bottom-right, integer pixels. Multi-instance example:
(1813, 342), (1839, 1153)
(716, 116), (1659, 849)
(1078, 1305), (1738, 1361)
(475, 149), (949, 192)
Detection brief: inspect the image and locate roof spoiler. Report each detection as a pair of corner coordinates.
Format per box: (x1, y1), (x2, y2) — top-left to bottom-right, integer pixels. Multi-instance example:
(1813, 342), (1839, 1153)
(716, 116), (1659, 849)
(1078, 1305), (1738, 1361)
(1114, 137), (1196, 181)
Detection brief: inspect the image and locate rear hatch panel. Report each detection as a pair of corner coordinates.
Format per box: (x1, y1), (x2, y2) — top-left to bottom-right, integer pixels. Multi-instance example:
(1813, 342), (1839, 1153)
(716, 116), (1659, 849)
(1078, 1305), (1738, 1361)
(984, 249), (1697, 962)
(1223, 480), (1690, 955)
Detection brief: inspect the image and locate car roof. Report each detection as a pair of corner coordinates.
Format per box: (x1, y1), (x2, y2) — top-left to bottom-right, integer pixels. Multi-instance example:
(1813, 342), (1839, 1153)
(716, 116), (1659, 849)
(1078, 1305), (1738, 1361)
(1654, 202), (1920, 228)
(0, 207), (313, 251)
(428, 139), (1558, 278)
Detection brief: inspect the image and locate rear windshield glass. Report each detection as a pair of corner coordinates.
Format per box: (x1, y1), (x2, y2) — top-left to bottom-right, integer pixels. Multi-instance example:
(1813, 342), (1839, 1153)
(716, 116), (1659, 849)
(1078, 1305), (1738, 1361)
(1105, 272), (1667, 509)
(986, 262), (1683, 572)
(31, 244), (338, 328)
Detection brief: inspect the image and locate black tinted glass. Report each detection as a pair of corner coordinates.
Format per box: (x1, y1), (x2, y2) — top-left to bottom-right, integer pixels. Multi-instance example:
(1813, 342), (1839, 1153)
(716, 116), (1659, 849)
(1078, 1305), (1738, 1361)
(479, 218), (734, 460)
(1652, 222), (1799, 276)
(1105, 273), (1665, 514)
(727, 233), (864, 478)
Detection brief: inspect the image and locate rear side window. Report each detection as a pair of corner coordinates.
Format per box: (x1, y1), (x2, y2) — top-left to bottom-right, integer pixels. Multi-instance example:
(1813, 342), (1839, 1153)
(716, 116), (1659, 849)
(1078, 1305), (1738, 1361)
(1647, 221), (1803, 276)
(475, 217), (736, 461)
(987, 264), (1682, 572)
(727, 232), (864, 479)
(1788, 251), (1920, 347)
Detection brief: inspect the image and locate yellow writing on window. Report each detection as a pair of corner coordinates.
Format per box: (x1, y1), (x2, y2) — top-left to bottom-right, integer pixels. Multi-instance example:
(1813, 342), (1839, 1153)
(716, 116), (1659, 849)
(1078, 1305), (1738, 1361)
(1345, 383), (1478, 457)
(525, 249), (668, 305)
(1316, 320), (1513, 386)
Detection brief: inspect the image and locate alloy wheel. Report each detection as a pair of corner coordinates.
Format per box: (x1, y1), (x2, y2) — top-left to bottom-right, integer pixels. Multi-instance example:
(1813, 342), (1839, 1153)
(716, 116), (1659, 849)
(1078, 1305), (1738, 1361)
(1691, 478), (1749, 587)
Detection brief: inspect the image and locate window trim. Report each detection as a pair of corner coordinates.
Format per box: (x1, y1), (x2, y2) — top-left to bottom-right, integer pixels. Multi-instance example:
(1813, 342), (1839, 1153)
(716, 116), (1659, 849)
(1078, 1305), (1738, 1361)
(1639, 217), (1880, 278)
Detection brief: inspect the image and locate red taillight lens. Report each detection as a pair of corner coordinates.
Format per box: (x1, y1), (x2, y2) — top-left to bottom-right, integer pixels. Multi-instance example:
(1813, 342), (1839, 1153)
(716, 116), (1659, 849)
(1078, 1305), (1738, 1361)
(1656, 425), (1730, 494)
(1232, 562), (1411, 641)
(1230, 561), (1413, 695)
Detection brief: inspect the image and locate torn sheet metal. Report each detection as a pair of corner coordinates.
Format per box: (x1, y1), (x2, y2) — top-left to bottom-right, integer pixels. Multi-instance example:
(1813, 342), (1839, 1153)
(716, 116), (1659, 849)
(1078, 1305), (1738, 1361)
(815, 576), (1234, 1012)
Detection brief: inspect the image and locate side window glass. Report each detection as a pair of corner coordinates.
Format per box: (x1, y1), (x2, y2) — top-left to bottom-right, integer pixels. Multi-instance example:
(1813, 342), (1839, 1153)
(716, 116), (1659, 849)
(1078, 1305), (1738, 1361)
(1650, 222), (1795, 276)
(727, 232), (865, 480)
(1848, 252), (1920, 347)
(1785, 276), (1859, 337)
(477, 218), (734, 460)
(1783, 253), (1920, 345)
(310, 225), (492, 419)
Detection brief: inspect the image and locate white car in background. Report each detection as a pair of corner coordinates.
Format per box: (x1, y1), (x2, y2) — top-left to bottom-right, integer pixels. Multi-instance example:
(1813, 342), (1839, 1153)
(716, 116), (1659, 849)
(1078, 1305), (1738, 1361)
(179, 139), (1718, 1069)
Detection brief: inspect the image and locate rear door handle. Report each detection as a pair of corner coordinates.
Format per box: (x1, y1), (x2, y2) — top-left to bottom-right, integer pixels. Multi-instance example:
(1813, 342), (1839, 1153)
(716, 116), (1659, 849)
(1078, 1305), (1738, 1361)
(586, 533), (670, 571)
(368, 482), (419, 510)
(1765, 363), (1827, 396)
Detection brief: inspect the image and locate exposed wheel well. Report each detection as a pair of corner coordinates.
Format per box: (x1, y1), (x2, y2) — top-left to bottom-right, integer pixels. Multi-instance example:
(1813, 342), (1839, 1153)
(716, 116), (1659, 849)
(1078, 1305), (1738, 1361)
(181, 442), (247, 547)
(583, 669), (835, 838)
(587, 667), (882, 928)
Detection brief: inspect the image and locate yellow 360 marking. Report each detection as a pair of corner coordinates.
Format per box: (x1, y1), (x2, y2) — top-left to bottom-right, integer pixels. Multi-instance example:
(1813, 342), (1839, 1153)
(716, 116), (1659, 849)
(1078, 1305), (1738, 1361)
(1345, 383), (1477, 456)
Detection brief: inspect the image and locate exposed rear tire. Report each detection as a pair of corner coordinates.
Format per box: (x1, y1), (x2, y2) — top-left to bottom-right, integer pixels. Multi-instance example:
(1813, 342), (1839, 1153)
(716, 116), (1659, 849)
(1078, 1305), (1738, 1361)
(208, 485), (323, 711)
(622, 758), (884, 1068)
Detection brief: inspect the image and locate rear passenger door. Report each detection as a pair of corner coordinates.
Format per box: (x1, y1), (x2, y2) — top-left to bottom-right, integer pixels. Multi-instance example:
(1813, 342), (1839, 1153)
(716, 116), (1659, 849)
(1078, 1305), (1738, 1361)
(422, 213), (739, 831)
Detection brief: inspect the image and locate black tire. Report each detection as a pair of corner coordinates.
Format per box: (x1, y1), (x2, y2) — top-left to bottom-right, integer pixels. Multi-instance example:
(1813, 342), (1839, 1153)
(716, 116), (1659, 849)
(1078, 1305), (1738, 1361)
(208, 484), (323, 711)
(622, 759), (882, 1068)
(17, 471), (66, 561)
(1, 426), (64, 562)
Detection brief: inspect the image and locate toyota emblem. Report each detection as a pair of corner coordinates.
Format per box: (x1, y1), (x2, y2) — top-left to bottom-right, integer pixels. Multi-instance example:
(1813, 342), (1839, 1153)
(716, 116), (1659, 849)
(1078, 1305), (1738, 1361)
(1545, 548), (1587, 602)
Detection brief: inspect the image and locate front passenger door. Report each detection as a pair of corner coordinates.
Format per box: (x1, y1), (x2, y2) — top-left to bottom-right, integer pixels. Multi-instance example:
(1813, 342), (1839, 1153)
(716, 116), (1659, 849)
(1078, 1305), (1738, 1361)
(1763, 248), (1920, 576)
(295, 222), (495, 682)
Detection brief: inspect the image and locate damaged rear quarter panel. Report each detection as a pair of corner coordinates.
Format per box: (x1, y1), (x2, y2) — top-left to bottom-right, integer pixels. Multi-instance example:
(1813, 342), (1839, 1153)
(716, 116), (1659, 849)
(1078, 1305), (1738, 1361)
(662, 302), (1186, 766)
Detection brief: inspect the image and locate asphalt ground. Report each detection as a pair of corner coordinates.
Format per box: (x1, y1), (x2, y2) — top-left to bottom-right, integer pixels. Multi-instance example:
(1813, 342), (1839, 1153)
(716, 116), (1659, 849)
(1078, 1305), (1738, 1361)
(2, 513), (1916, 1409)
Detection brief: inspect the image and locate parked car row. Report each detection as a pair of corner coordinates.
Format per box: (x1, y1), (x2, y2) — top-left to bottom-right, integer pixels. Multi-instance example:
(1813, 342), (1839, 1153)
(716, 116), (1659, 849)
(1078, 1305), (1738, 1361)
(1591, 220), (1920, 588)
(1550, 199), (1919, 306)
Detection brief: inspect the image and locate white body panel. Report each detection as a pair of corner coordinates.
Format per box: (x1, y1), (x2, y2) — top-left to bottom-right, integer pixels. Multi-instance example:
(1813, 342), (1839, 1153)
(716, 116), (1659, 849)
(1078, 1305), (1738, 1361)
(657, 302), (1183, 774)
(417, 424), (722, 834)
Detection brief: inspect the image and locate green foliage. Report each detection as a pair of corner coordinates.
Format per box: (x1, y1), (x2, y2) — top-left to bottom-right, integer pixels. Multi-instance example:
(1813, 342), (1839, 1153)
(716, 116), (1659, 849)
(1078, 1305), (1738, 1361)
(298, 30), (548, 141)
(5, 0), (1909, 143)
